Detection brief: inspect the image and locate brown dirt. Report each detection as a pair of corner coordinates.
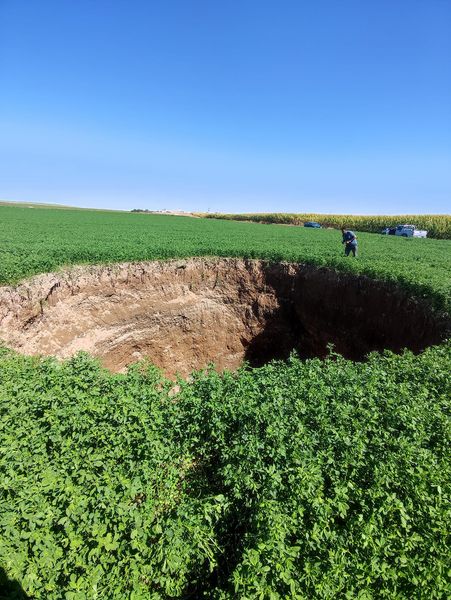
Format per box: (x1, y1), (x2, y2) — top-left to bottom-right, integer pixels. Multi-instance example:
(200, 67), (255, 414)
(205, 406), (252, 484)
(0, 258), (448, 377)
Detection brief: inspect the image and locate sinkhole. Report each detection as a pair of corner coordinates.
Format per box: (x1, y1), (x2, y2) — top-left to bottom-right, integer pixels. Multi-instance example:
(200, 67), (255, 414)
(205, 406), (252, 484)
(0, 258), (448, 377)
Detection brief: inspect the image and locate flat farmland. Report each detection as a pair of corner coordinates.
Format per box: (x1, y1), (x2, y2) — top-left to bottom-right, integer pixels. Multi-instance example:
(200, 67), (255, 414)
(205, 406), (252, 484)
(0, 205), (450, 310)
(0, 204), (450, 599)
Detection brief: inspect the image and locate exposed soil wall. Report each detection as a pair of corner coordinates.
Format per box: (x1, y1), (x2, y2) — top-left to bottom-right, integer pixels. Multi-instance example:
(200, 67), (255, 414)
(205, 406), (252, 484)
(0, 259), (448, 376)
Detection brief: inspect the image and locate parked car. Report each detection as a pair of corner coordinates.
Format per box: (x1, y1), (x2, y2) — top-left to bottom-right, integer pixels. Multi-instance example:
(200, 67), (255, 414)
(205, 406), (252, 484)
(304, 221), (321, 228)
(395, 224), (428, 238)
(382, 225), (427, 238)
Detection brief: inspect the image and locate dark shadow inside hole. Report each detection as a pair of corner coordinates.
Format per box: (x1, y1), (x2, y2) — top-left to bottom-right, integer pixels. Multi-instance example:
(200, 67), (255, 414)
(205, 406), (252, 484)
(243, 265), (449, 367)
(243, 305), (314, 367)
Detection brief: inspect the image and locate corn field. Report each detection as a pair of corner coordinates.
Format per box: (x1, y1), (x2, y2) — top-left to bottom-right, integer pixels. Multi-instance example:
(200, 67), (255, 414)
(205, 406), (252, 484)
(203, 213), (451, 239)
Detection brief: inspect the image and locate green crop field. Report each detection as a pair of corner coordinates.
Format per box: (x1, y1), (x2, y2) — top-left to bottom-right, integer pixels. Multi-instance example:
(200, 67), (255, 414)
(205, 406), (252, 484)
(203, 212), (451, 240)
(1, 205), (450, 310)
(0, 204), (450, 599)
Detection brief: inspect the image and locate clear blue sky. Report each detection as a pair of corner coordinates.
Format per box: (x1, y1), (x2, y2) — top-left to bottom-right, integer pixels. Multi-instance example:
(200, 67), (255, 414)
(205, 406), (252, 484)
(1, 0), (450, 213)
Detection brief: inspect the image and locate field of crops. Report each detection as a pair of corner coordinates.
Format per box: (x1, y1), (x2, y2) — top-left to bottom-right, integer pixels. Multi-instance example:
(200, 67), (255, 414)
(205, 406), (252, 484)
(203, 213), (451, 240)
(1, 205), (450, 311)
(0, 204), (450, 598)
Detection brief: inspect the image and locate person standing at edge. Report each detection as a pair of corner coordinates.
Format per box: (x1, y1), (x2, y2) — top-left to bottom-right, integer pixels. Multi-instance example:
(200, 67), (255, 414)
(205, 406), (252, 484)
(341, 227), (358, 257)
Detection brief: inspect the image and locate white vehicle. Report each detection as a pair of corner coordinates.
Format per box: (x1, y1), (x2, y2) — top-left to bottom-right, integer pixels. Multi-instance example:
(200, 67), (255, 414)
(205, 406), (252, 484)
(392, 224), (428, 238)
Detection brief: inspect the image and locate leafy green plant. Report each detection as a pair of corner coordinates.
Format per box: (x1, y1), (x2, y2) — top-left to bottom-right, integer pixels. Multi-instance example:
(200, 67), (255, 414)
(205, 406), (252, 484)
(0, 346), (450, 598)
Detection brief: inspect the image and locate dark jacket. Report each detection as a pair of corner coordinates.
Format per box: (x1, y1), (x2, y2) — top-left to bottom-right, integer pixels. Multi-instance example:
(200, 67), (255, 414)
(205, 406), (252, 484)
(342, 230), (357, 246)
